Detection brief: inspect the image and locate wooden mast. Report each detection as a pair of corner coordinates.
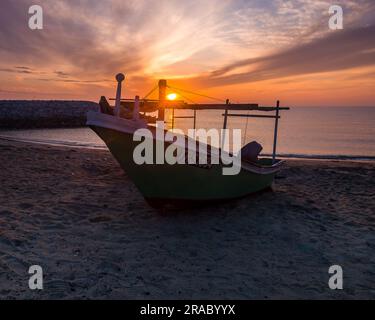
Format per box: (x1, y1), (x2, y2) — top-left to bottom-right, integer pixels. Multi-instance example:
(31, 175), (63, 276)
(133, 95), (140, 120)
(158, 79), (167, 121)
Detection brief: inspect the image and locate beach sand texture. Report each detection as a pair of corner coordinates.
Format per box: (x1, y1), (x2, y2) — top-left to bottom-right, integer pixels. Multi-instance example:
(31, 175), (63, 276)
(0, 140), (374, 299)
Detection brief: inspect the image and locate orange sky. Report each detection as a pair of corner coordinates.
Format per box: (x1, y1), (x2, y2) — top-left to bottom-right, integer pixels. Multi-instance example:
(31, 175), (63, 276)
(0, 0), (375, 106)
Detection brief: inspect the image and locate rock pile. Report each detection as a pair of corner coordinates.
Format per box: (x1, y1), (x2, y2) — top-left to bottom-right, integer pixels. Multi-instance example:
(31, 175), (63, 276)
(0, 100), (99, 129)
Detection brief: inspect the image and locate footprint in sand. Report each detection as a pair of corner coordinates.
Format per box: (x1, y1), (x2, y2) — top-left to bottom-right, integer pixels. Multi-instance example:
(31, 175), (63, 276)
(19, 203), (34, 210)
(89, 216), (112, 223)
(45, 279), (74, 298)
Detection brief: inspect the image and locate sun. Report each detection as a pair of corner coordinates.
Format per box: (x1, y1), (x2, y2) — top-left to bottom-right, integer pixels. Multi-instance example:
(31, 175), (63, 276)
(167, 93), (177, 100)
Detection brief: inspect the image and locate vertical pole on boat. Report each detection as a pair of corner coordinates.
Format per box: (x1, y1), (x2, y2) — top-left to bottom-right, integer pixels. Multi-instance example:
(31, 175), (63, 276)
(223, 99), (229, 130)
(114, 73), (125, 117)
(193, 109), (196, 130)
(171, 108), (175, 131)
(133, 95), (140, 121)
(222, 99), (230, 149)
(158, 79), (167, 122)
(272, 100), (280, 164)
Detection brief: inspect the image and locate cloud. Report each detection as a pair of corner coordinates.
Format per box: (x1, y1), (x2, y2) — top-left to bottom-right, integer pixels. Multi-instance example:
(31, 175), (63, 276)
(15, 66), (32, 70)
(3, 0), (371, 79)
(0, 0), (146, 79)
(0, 67), (33, 74)
(187, 24), (375, 88)
(54, 71), (70, 78)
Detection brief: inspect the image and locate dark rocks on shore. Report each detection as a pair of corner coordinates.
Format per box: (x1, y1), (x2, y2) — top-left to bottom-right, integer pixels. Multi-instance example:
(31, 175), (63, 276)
(0, 100), (99, 129)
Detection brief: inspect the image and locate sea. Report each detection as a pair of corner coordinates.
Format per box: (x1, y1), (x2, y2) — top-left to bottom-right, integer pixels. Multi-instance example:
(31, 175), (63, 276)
(1, 107), (374, 161)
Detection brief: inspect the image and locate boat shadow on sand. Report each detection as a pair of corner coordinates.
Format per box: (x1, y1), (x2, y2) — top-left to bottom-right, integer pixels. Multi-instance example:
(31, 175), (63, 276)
(148, 186), (277, 214)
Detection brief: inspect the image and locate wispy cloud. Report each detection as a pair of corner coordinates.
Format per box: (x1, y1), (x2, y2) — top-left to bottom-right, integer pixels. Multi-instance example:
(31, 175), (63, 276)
(0, 67), (33, 74)
(189, 24), (375, 87)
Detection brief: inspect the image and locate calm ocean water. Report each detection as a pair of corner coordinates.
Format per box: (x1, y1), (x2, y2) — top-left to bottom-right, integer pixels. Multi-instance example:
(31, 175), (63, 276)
(1, 107), (374, 160)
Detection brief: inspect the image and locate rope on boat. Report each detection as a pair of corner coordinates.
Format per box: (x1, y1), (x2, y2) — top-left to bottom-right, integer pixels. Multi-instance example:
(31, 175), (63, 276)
(142, 85), (158, 100)
(167, 85), (226, 103)
(142, 82), (225, 103)
(168, 87), (197, 104)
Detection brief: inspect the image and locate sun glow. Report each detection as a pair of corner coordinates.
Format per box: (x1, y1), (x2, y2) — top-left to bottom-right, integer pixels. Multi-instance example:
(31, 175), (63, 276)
(167, 93), (177, 100)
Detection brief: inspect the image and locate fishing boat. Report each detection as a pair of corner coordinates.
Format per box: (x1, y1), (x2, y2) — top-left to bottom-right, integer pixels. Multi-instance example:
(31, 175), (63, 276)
(87, 73), (289, 207)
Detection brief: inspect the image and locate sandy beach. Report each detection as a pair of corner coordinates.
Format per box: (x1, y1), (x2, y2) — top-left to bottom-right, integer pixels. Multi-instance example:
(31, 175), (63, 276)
(0, 139), (374, 299)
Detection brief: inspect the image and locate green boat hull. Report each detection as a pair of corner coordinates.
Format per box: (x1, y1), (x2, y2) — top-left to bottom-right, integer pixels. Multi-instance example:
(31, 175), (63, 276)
(91, 125), (280, 203)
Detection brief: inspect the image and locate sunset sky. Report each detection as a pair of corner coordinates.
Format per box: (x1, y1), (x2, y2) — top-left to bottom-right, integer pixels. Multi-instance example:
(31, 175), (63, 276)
(0, 0), (374, 106)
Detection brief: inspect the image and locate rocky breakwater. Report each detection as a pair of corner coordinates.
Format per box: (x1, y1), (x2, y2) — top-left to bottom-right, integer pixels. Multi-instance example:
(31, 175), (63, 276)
(0, 100), (99, 129)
